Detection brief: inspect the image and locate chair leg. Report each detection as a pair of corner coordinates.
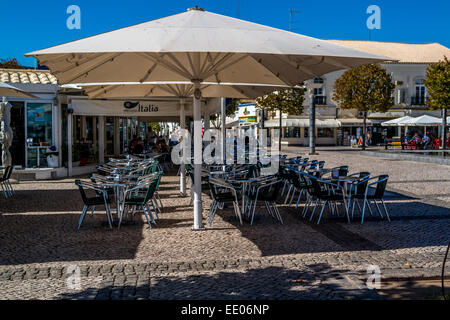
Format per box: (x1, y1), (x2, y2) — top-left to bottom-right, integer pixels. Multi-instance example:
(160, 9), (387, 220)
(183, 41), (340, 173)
(90, 206), (96, 216)
(302, 197), (311, 218)
(210, 201), (219, 226)
(156, 191), (163, 208)
(4, 181), (13, 197)
(272, 202), (283, 224)
(141, 205), (152, 228)
(317, 200), (327, 225)
(361, 196), (368, 225)
(1, 182), (9, 199)
(295, 189), (304, 209)
(367, 199), (375, 216)
(77, 205), (88, 230)
(152, 196), (161, 213)
(373, 199), (384, 219)
(8, 181), (15, 195)
(381, 199), (391, 222)
(250, 199), (258, 226)
(150, 199), (160, 220)
(105, 203), (113, 229)
(234, 201), (243, 225)
(281, 180), (287, 196)
(284, 185), (292, 204)
(145, 203), (156, 224)
(309, 199), (319, 222)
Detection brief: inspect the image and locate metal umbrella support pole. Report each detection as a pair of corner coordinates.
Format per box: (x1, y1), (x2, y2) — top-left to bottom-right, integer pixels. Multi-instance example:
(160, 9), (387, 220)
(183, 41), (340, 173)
(308, 90), (317, 155)
(221, 98), (227, 169)
(192, 80), (204, 230)
(179, 98), (186, 196)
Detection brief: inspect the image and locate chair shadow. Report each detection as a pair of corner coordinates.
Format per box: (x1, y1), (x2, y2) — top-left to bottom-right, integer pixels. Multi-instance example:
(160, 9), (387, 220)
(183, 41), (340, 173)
(209, 188), (450, 256)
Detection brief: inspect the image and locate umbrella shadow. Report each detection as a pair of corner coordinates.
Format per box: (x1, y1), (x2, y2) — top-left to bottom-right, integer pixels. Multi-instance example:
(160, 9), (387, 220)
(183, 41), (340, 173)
(56, 264), (381, 300)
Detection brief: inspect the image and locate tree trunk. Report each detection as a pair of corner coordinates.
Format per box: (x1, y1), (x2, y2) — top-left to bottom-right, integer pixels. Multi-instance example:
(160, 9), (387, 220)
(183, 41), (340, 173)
(362, 111), (367, 151)
(442, 108), (447, 152)
(279, 107), (282, 152)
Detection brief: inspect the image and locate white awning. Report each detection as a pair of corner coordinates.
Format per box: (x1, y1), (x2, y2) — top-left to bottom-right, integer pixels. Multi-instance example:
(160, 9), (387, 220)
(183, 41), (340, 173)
(264, 118), (340, 128)
(340, 118), (375, 127)
(70, 98), (221, 117)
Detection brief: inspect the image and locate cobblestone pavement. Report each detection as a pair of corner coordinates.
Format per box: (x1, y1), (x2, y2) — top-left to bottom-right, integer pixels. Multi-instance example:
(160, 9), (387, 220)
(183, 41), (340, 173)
(0, 147), (449, 299)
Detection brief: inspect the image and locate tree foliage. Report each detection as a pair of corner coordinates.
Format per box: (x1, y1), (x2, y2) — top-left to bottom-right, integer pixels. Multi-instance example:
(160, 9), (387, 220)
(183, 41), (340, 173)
(333, 64), (394, 113)
(210, 98), (241, 128)
(0, 58), (26, 69)
(425, 56), (450, 110)
(255, 86), (306, 115)
(148, 122), (162, 133)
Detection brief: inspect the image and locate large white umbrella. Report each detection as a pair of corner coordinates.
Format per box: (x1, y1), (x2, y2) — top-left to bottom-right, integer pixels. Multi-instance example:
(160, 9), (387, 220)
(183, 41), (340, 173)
(26, 7), (388, 230)
(399, 115), (442, 136)
(381, 116), (414, 127)
(0, 82), (37, 98)
(398, 115), (442, 126)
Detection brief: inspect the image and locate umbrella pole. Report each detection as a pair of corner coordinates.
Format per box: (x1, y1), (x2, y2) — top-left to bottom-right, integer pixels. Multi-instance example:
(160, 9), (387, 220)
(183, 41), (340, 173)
(308, 91), (318, 155)
(192, 81), (204, 230)
(221, 98), (226, 168)
(179, 98), (186, 197)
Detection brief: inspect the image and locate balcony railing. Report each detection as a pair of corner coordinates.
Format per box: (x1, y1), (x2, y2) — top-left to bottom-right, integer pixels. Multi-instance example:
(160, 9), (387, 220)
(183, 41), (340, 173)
(411, 96), (428, 106)
(314, 96), (327, 105)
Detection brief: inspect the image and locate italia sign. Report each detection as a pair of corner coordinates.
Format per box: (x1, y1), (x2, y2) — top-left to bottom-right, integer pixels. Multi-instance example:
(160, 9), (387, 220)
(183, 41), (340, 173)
(123, 101), (159, 113)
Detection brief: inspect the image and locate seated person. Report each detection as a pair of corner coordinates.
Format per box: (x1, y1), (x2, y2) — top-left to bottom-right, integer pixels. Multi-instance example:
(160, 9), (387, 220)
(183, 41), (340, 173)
(133, 138), (144, 154)
(156, 139), (170, 153)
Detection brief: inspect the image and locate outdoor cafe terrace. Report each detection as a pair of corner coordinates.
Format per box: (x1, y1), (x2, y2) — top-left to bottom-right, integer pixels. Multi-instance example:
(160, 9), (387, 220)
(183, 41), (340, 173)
(0, 146), (449, 300)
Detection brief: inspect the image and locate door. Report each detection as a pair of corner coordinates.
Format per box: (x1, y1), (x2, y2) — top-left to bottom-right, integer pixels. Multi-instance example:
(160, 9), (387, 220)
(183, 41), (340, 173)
(9, 101), (26, 167)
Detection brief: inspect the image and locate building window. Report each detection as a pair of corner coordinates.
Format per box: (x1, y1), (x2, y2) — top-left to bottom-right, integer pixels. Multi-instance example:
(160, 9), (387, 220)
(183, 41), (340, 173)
(317, 128), (334, 138)
(284, 127), (301, 138)
(313, 77), (324, 96)
(26, 102), (53, 167)
(413, 79), (426, 105)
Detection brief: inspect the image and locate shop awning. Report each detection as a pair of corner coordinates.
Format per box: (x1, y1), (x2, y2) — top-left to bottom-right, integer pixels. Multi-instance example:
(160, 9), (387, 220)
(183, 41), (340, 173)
(70, 98), (221, 117)
(264, 118), (340, 128)
(339, 118), (375, 127)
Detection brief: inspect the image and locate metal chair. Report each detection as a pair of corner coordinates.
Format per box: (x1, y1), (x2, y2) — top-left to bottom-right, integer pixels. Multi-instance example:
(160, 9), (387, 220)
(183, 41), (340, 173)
(0, 166), (14, 198)
(356, 175), (391, 224)
(207, 178), (242, 226)
(247, 179), (284, 225)
(121, 177), (159, 229)
(75, 180), (113, 230)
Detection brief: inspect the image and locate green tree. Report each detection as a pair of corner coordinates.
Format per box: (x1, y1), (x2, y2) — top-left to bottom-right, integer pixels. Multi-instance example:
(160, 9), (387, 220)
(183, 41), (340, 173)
(148, 122), (162, 133)
(333, 64), (394, 150)
(256, 86), (306, 151)
(425, 56), (449, 149)
(0, 58), (26, 69)
(210, 98), (240, 128)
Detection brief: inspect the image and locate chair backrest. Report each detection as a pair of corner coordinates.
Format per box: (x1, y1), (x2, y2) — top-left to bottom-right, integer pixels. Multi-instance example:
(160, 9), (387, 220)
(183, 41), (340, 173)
(318, 161), (325, 169)
(338, 166), (349, 177)
(259, 180), (283, 201)
(354, 172), (370, 195)
(75, 180), (89, 205)
(373, 175), (389, 199)
(3, 166), (13, 180)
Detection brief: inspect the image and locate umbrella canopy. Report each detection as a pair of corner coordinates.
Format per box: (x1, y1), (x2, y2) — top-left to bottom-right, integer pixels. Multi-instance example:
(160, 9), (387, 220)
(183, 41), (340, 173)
(381, 116), (414, 127)
(26, 8), (388, 87)
(398, 115), (442, 126)
(0, 82), (37, 98)
(79, 82), (288, 99)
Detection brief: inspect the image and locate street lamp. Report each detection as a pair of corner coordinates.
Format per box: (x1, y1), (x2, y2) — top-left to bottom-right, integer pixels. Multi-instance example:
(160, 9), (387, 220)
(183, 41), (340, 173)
(307, 81), (323, 155)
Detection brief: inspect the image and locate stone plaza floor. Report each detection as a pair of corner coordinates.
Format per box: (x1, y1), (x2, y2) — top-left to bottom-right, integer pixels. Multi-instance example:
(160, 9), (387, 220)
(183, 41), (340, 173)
(0, 147), (449, 300)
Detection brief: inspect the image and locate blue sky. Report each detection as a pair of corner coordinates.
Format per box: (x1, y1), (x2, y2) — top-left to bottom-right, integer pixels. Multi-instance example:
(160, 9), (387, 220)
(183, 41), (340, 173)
(2, 0), (449, 67)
